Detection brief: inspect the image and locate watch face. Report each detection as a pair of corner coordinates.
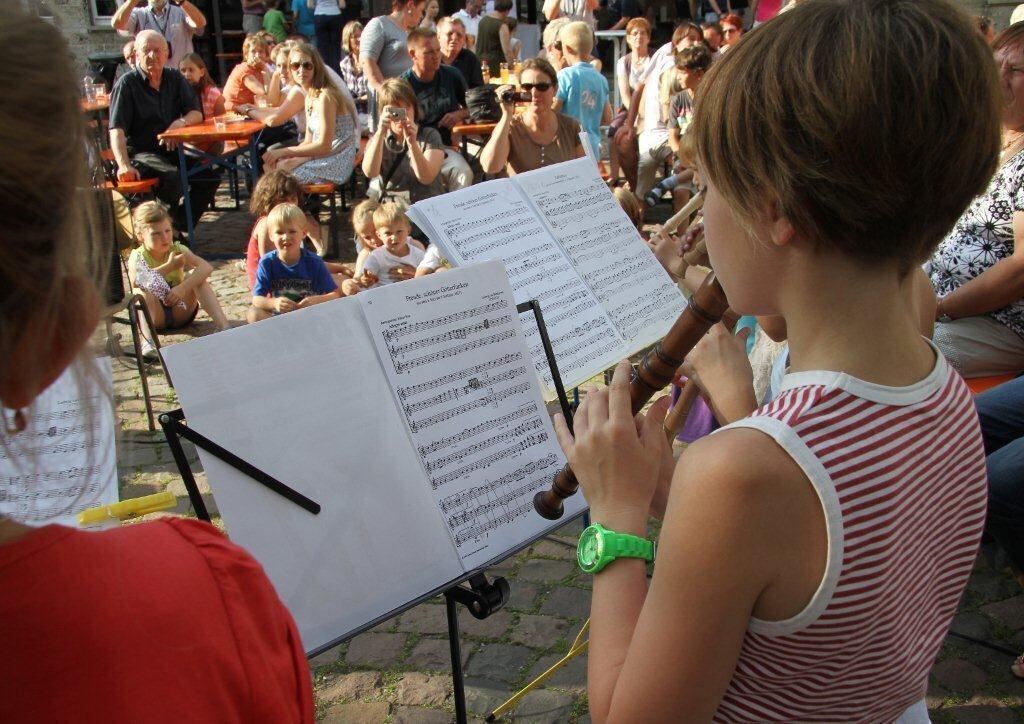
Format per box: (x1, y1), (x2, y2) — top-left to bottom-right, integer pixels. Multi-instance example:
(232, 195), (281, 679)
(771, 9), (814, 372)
(577, 526), (602, 570)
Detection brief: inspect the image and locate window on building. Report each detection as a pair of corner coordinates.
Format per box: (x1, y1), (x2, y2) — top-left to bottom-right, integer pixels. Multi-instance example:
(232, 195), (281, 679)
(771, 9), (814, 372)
(91, 0), (119, 24)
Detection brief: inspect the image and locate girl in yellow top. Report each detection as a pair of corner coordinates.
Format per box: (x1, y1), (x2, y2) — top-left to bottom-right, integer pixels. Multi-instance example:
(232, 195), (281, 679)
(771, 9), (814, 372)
(127, 201), (230, 341)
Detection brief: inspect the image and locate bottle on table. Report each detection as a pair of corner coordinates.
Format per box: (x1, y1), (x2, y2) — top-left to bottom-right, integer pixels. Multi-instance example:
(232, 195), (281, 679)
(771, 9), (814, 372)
(482, 62), (491, 84)
(499, 62), (509, 83)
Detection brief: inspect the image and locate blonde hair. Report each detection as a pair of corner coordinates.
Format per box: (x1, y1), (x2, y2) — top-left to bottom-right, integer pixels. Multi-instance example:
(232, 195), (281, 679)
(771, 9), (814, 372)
(559, 21), (593, 57)
(372, 200), (411, 228)
(543, 17), (570, 50)
(1, 7), (106, 473)
(343, 20), (363, 55)
(132, 201), (172, 235)
(289, 42), (358, 122)
(613, 187), (644, 230)
(376, 78), (421, 119)
(243, 33), (269, 58)
(352, 198), (379, 230)
(694, 0), (1001, 270)
(267, 202), (307, 230)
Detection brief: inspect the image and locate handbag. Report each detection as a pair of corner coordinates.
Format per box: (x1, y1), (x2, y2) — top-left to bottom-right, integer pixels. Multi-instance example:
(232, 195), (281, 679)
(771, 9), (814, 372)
(465, 85), (502, 123)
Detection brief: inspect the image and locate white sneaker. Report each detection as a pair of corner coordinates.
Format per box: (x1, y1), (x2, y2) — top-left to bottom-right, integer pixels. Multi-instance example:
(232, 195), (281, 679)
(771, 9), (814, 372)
(139, 335), (159, 364)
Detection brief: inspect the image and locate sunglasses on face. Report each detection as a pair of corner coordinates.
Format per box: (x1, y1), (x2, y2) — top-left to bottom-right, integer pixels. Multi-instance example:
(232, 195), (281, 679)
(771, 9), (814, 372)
(553, 41), (562, 51)
(290, 61), (314, 71)
(521, 82), (552, 92)
(722, 26), (738, 34)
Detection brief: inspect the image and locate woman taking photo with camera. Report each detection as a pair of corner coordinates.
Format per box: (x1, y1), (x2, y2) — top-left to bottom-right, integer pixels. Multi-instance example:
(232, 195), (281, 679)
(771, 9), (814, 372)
(480, 58), (586, 176)
(361, 77), (445, 203)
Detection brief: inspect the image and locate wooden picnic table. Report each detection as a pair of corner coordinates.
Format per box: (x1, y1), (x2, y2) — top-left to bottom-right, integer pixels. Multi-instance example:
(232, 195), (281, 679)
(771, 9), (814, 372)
(158, 116), (268, 247)
(80, 97), (110, 114)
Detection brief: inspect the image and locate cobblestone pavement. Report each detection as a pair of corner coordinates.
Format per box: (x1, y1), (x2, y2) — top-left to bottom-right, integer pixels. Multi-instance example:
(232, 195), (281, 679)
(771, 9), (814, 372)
(109, 194), (1024, 722)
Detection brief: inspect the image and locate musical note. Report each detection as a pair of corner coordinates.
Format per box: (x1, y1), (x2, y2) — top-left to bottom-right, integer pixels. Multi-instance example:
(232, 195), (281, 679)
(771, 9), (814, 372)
(430, 433), (549, 489)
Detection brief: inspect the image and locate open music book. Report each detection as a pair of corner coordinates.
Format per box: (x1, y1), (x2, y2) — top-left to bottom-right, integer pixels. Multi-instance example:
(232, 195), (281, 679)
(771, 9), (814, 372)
(407, 157), (685, 398)
(163, 262), (587, 653)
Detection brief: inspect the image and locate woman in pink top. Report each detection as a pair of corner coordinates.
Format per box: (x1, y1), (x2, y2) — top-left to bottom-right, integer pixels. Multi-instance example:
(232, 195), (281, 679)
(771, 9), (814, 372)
(554, 0), (996, 719)
(0, 8), (314, 721)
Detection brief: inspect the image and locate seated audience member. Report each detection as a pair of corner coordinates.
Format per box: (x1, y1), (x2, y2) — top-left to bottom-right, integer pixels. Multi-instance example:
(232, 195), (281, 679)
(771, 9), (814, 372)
(928, 24), (1024, 378)
(974, 376), (1024, 677)
(609, 17), (650, 185)
(362, 78), (446, 204)
(702, 21), (723, 54)
(421, 0), (441, 30)
(245, 170), (324, 290)
(115, 39), (137, 83)
(476, 0), (516, 75)
(179, 53), (225, 121)
(554, 21), (611, 160)
(454, 0), (485, 48)
(347, 199), (429, 291)
(439, 16), (485, 88)
(1, 9), (313, 720)
(341, 21), (371, 119)
(244, 41), (307, 139)
(481, 58), (586, 175)
(261, 43), (360, 187)
(361, 201), (425, 287)
(128, 201), (230, 359)
(111, 0), (206, 70)
(248, 202), (342, 322)
(108, 31), (221, 232)
(224, 34), (272, 111)
(554, 1), (1000, 720)
(400, 28), (474, 191)
(719, 13), (744, 51)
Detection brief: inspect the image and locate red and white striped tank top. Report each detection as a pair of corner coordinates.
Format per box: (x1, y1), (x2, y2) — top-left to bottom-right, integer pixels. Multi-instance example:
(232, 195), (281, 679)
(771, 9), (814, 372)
(714, 344), (987, 722)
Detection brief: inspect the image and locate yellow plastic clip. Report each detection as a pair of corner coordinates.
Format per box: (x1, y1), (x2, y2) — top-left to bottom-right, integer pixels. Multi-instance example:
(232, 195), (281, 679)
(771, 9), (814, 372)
(77, 491), (177, 526)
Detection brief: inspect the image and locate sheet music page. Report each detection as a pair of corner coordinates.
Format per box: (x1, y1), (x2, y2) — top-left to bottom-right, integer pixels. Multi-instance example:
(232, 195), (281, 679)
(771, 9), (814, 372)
(407, 180), (624, 396)
(513, 157), (686, 348)
(0, 358), (118, 528)
(358, 261), (580, 570)
(162, 301), (464, 653)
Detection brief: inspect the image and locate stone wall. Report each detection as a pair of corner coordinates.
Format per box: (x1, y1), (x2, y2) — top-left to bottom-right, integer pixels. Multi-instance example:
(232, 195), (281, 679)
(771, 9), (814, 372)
(47, 1), (124, 73)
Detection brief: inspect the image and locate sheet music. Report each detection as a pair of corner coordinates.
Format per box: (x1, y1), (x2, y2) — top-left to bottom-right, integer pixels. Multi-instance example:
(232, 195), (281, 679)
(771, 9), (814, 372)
(407, 180), (623, 396)
(163, 301), (464, 652)
(514, 157), (685, 347)
(0, 358), (117, 528)
(359, 261), (575, 570)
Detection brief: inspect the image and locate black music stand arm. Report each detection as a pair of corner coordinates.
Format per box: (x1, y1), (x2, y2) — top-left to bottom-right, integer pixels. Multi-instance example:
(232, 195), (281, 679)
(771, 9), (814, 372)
(158, 409), (321, 521)
(516, 300), (574, 432)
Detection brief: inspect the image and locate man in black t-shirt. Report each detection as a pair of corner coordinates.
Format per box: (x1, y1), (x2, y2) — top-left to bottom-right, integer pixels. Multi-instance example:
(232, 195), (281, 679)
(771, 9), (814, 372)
(400, 28), (474, 190)
(438, 17), (485, 89)
(109, 30), (220, 231)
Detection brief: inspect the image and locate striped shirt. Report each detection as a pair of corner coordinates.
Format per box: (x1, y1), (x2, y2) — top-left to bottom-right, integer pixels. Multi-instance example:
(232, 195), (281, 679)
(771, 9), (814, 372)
(715, 343), (987, 721)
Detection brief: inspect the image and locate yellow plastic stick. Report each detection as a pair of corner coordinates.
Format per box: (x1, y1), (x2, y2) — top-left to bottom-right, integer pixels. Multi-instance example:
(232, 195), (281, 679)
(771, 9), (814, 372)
(77, 491), (176, 526)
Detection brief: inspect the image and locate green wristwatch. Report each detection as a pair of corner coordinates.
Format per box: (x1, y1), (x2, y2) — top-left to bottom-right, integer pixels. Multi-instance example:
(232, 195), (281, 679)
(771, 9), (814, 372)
(577, 523), (655, 574)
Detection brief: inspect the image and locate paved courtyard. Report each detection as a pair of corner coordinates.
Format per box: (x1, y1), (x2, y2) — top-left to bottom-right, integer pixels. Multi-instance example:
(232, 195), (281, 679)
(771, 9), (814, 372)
(107, 194), (1024, 722)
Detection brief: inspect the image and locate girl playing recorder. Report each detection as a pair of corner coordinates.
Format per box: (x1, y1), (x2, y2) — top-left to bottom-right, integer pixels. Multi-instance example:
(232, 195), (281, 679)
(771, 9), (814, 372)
(554, 0), (999, 719)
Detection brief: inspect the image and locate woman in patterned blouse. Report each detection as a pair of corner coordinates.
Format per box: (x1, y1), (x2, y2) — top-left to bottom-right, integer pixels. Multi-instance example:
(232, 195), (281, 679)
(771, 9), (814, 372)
(928, 23), (1024, 377)
(340, 20), (369, 115)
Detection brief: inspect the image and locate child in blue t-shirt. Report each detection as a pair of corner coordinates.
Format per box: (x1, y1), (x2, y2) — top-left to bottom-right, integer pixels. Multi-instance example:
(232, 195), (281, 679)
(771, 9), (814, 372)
(554, 21), (611, 160)
(246, 202), (341, 323)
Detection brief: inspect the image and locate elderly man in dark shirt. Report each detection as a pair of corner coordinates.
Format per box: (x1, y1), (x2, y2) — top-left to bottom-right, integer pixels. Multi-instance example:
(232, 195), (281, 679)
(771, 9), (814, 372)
(438, 16), (484, 89)
(109, 30), (220, 231)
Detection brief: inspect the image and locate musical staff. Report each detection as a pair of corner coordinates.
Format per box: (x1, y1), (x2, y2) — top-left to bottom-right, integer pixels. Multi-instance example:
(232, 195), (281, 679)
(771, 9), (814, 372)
(398, 354), (520, 400)
(393, 329), (517, 374)
(403, 365), (528, 417)
(408, 381), (531, 433)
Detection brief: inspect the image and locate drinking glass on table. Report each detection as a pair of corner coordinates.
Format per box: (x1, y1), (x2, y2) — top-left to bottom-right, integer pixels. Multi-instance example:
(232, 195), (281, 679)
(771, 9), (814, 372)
(215, 117), (227, 131)
(499, 62), (509, 83)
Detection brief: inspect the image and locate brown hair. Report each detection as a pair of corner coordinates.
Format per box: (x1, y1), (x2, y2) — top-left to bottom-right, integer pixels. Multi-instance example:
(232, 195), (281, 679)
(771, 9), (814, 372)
(675, 44), (712, 71)
(179, 52), (216, 94)
(242, 34), (269, 58)
(993, 21), (1024, 56)
(1, 7), (105, 441)
(625, 17), (651, 36)
(289, 41), (357, 120)
(694, 0), (1001, 270)
(250, 169), (305, 218)
(520, 57), (558, 85)
(376, 78), (421, 119)
(406, 27), (438, 47)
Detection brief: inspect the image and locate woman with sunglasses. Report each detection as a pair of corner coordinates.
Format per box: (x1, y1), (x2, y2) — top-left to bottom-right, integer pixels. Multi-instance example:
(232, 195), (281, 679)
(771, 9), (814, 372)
(719, 13), (743, 51)
(261, 43), (359, 187)
(480, 57), (586, 176)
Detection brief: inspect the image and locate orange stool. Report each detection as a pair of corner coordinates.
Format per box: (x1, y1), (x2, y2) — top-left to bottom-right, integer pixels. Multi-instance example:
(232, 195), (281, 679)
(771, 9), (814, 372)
(302, 182), (339, 258)
(102, 176), (159, 198)
(965, 373), (1018, 396)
